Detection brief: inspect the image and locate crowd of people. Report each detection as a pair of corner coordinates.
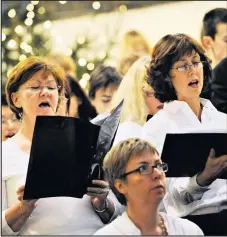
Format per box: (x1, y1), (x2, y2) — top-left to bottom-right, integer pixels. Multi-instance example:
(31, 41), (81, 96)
(2, 7), (227, 236)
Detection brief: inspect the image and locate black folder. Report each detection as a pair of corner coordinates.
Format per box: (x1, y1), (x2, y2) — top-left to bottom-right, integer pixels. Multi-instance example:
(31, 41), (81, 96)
(23, 101), (123, 200)
(161, 133), (227, 179)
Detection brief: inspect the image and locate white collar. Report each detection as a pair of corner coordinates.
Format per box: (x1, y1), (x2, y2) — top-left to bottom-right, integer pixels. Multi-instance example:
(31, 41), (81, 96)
(115, 212), (141, 235)
(163, 98), (217, 114)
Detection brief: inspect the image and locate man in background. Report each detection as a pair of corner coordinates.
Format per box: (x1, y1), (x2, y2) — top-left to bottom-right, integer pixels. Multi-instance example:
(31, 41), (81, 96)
(200, 8), (227, 68)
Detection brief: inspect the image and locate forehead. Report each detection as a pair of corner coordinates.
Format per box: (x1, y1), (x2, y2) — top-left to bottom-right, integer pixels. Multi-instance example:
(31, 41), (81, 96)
(95, 84), (118, 97)
(28, 70), (56, 82)
(175, 50), (200, 62)
(2, 106), (15, 117)
(128, 151), (160, 166)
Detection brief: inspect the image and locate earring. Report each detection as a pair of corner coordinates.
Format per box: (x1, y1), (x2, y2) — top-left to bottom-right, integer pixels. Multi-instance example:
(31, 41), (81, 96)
(19, 112), (23, 121)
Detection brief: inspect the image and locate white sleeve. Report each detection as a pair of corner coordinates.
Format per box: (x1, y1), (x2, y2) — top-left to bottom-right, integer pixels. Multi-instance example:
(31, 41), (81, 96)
(168, 176), (210, 205)
(2, 181), (20, 236)
(113, 122), (142, 146)
(141, 115), (170, 155)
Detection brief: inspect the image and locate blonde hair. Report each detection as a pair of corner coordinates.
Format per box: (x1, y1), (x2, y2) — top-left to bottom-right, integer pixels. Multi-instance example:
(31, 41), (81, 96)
(104, 138), (159, 205)
(119, 30), (152, 59)
(46, 54), (76, 76)
(111, 55), (153, 125)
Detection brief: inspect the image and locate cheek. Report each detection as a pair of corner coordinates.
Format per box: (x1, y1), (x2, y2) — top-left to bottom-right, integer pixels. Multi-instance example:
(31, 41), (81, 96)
(145, 97), (160, 114)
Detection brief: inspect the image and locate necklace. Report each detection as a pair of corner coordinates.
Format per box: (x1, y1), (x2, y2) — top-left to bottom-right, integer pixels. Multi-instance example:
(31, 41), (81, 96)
(159, 214), (168, 236)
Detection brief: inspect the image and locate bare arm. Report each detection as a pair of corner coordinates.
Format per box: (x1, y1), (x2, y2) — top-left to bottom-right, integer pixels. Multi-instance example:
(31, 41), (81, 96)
(4, 185), (38, 233)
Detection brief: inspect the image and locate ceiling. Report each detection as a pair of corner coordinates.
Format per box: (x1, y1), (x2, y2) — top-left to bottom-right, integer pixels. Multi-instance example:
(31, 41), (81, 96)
(2, 1), (179, 21)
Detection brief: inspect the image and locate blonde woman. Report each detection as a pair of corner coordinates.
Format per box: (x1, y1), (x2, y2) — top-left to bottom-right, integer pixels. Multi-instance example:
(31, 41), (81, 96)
(119, 30), (152, 59)
(111, 56), (163, 145)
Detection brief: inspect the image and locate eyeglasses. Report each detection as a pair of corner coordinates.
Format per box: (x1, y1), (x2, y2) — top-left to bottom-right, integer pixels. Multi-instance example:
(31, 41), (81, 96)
(120, 162), (168, 178)
(2, 117), (19, 126)
(25, 83), (61, 92)
(171, 61), (206, 72)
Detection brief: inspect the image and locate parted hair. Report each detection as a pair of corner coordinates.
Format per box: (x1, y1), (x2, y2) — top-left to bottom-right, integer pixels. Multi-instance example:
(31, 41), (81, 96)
(147, 33), (212, 103)
(5, 56), (65, 119)
(103, 138), (159, 206)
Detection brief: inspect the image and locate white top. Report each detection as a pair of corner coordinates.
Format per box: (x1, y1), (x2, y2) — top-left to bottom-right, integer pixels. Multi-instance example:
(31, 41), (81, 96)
(113, 121), (142, 146)
(94, 211), (204, 235)
(2, 139), (121, 235)
(142, 98), (227, 154)
(142, 98), (227, 217)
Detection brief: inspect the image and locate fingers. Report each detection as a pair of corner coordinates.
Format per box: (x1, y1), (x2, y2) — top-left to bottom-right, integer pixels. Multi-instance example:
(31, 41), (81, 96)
(91, 180), (109, 188)
(208, 148), (215, 159)
(16, 185), (25, 194)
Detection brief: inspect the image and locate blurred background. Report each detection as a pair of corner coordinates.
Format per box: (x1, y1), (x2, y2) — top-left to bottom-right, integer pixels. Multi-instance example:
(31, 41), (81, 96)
(2, 0), (226, 90)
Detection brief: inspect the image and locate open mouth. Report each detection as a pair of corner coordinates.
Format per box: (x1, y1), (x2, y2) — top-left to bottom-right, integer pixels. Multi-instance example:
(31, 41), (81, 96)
(6, 133), (16, 139)
(157, 105), (164, 110)
(39, 101), (50, 108)
(188, 80), (199, 87)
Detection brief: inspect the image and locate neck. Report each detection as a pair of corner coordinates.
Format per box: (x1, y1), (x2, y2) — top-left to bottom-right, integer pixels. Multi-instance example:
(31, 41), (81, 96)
(127, 201), (160, 235)
(179, 97), (202, 120)
(12, 116), (35, 154)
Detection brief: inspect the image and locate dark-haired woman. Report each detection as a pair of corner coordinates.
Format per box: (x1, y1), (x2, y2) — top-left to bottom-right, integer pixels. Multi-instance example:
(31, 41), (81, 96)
(142, 33), (227, 235)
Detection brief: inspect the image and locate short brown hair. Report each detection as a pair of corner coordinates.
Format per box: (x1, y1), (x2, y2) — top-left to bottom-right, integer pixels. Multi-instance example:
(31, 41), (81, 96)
(147, 33), (212, 102)
(5, 56), (65, 119)
(103, 138), (159, 205)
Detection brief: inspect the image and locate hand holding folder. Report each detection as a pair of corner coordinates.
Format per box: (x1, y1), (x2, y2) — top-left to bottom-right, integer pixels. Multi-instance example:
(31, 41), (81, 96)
(23, 101), (123, 200)
(161, 133), (227, 179)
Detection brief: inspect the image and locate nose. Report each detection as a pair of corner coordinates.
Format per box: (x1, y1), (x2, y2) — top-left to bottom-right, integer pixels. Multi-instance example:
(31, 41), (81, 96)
(152, 167), (163, 180)
(188, 64), (197, 75)
(40, 86), (51, 97)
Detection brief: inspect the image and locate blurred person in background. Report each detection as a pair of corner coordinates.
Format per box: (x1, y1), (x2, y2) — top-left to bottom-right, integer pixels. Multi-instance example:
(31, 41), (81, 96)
(94, 138), (203, 235)
(117, 30), (152, 76)
(88, 65), (122, 114)
(47, 54), (97, 120)
(2, 93), (21, 141)
(210, 57), (227, 114)
(110, 56), (163, 145)
(142, 33), (227, 235)
(200, 8), (227, 69)
(2, 56), (119, 235)
(118, 30), (152, 59)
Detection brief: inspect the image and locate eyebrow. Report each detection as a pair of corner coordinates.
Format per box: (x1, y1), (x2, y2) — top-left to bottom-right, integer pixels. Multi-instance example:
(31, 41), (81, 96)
(138, 159), (162, 165)
(29, 79), (56, 83)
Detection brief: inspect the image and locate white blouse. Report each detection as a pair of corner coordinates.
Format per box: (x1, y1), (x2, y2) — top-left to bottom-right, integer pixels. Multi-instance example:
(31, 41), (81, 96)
(94, 211), (204, 235)
(142, 98), (227, 217)
(2, 138), (121, 235)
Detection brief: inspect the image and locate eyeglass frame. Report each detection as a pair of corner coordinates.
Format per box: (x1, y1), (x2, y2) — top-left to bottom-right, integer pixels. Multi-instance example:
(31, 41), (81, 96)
(120, 162), (168, 178)
(170, 61), (206, 72)
(2, 117), (20, 126)
(23, 82), (61, 92)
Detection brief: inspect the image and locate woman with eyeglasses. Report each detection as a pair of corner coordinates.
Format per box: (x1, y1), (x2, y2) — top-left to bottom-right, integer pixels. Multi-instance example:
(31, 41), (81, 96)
(142, 34), (227, 235)
(94, 138), (203, 235)
(2, 56), (119, 235)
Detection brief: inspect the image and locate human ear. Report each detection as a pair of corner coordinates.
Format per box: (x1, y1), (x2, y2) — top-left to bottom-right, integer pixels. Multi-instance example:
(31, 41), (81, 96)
(201, 36), (214, 51)
(114, 179), (128, 196)
(11, 92), (22, 108)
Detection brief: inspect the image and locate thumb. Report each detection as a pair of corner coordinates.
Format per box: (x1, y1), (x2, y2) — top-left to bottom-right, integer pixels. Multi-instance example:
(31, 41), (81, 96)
(208, 148), (215, 159)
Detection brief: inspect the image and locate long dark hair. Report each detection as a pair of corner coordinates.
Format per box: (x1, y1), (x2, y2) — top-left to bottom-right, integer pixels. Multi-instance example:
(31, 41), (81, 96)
(67, 75), (97, 121)
(147, 33), (212, 102)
